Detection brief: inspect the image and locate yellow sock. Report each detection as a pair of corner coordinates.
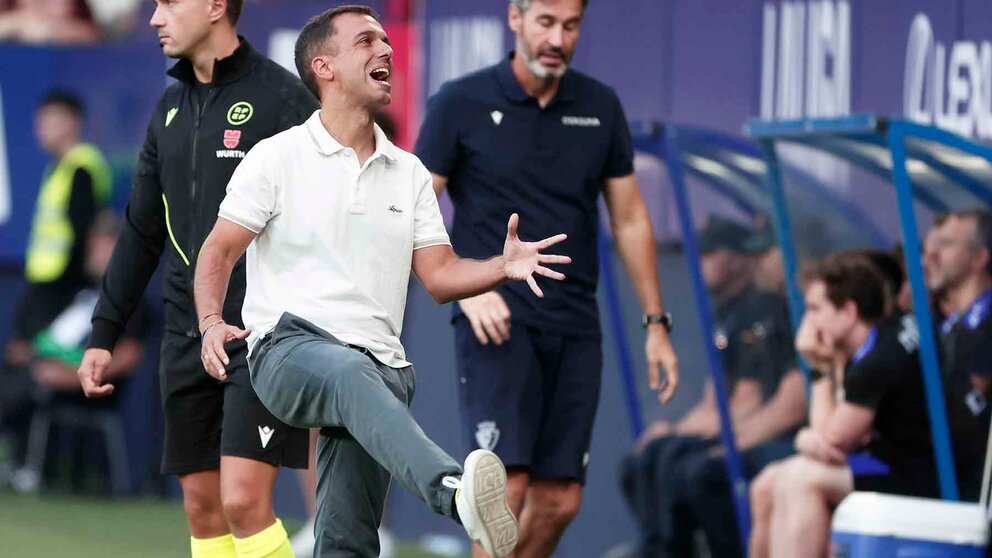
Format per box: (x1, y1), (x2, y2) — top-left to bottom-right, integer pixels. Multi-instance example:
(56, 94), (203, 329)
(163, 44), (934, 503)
(191, 533), (238, 558)
(232, 519), (294, 558)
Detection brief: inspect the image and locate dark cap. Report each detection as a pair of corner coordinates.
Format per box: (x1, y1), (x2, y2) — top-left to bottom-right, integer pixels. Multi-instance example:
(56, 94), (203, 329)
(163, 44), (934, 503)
(698, 215), (752, 255)
(744, 217), (777, 253)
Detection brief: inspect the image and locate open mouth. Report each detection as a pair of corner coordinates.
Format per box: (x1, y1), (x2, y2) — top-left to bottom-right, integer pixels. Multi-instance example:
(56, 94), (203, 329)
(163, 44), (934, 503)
(370, 67), (391, 83)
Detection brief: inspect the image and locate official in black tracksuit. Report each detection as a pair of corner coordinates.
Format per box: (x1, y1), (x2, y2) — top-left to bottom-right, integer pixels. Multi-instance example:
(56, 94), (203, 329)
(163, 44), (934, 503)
(85, 39), (316, 483)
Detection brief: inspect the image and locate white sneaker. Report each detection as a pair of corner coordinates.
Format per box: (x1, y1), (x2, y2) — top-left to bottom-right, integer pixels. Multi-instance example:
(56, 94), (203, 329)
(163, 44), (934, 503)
(290, 517), (315, 558)
(445, 449), (518, 558)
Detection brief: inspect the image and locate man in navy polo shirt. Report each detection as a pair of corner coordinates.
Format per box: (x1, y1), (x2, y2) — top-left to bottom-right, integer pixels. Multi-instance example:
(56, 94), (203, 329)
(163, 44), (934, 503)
(415, 0), (679, 555)
(928, 209), (992, 500)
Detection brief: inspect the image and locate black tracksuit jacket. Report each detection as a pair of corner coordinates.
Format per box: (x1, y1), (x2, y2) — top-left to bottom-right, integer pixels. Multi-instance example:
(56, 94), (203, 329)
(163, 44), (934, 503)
(89, 39), (318, 350)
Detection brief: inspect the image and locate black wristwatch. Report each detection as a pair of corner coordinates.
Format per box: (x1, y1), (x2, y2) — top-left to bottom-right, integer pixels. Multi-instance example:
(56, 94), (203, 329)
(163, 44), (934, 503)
(810, 368), (833, 382)
(642, 312), (673, 332)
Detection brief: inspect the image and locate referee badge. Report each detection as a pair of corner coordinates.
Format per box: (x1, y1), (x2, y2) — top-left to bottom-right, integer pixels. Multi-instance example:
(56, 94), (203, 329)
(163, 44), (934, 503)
(475, 421), (500, 451)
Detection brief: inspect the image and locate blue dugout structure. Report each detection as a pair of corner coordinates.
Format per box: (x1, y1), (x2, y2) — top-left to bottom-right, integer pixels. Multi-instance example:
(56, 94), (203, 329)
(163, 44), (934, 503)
(620, 121), (889, 550)
(746, 114), (992, 502)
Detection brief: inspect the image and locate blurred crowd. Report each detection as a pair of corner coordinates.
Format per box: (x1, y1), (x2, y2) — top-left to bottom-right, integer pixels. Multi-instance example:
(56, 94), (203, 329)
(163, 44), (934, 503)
(0, 0), (141, 44)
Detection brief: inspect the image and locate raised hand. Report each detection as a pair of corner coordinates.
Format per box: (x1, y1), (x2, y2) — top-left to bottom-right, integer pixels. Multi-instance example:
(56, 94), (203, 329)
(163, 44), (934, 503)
(502, 213), (571, 297)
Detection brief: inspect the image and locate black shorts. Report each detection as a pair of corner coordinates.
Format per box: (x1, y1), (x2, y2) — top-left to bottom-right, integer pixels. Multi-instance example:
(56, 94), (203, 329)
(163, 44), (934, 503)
(159, 331), (309, 475)
(454, 317), (603, 483)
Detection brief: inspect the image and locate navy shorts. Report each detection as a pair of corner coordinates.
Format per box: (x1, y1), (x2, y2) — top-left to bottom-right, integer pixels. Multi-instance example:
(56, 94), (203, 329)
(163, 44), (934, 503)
(454, 317), (603, 483)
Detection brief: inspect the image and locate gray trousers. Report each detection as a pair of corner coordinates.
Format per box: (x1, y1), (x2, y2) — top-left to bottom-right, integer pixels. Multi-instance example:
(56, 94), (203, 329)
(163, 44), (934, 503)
(249, 313), (462, 557)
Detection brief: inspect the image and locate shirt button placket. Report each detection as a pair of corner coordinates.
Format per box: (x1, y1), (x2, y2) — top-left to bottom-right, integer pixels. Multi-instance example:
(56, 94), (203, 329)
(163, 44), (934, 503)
(348, 151), (367, 215)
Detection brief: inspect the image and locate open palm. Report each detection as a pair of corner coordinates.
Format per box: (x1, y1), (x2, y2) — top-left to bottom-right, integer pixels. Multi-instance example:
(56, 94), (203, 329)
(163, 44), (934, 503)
(502, 213), (571, 297)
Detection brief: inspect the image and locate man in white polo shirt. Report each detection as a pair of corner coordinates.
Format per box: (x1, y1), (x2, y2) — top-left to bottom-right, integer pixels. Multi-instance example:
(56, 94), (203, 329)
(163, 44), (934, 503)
(192, 6), (571, 558)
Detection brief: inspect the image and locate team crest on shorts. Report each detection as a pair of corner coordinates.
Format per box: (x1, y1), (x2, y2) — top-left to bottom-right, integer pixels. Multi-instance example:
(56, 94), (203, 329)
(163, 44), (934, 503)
(223, 129), (242, 149)
(475, 421), (500, 451)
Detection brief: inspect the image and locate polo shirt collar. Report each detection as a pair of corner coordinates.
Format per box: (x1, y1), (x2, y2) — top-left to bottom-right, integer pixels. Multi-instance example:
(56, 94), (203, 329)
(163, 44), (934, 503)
(306, 110), (398, 162)
(496, 51), (577, 104)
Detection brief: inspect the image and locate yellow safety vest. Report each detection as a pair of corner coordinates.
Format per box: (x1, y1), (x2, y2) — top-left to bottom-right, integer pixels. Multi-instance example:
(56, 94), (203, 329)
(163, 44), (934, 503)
(25, 143), (112, 283)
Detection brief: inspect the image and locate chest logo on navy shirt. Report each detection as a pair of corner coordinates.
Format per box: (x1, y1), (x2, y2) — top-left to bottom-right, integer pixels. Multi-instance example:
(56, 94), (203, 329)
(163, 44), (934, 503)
(490, 110), (504, 125)
(561, 115), (601, 127)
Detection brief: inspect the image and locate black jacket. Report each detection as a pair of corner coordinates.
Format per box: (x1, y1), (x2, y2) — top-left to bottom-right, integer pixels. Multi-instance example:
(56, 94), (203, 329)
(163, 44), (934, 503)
(90, 39), (318, 350)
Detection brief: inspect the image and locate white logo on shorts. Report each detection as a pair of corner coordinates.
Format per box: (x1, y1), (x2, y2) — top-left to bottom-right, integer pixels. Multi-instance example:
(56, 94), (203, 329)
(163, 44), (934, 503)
(258, 426), (275, 449)
(475, 421), (500, 451)
(490, 110), (504, 125)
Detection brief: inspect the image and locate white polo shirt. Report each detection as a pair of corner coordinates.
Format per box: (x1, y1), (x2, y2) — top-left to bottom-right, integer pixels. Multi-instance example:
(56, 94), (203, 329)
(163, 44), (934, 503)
(218, 111), (450, 367)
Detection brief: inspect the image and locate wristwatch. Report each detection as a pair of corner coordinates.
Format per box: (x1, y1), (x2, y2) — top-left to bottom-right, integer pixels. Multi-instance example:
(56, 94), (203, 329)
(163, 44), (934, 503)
(810, 368), (833, 382)
(642, 312), (674, 332)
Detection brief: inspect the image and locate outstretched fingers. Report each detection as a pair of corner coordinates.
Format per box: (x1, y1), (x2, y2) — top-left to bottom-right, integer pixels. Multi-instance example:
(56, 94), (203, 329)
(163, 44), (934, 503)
(538, 253), (571, 265)
(535, 233), (568, 250)
(526, 276), (544, 297)
(534, 265), (566, 281)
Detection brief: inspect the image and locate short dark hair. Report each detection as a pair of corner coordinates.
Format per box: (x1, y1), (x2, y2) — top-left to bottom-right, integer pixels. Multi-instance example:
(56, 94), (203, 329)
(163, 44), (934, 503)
(947, 208), (992, 275)
(800, 252), (887, 324)
(37, 89), (84, 118)
(226, 0), (244, 24)
(294, 5), (380, 98)
(510, 0), (589, 11)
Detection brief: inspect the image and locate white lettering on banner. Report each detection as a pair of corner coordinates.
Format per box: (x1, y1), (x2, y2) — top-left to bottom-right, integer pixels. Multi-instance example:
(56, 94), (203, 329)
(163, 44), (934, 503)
(428, 17), (503, 95)
(904, 13), (992, 140)
(760, 1), (852, 190)
(760, 0), (851, 120)
(0, 86), (10, 225)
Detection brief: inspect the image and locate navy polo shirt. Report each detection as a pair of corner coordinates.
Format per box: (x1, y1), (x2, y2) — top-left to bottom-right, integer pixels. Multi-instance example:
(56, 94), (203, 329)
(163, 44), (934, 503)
(415, 53), (634, 337)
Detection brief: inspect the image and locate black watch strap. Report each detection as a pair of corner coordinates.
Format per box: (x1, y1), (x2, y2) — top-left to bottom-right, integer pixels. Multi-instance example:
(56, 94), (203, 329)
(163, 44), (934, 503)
(642, 312), (673, 332)
(810, 368), (833, 382)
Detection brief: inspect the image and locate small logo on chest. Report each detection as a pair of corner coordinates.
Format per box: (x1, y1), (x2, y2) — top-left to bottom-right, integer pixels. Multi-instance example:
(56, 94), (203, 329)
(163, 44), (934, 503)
(561, 115), (601, 127)
(490, 110), (504, 125)
(388, 205), (403, 213)
(223, 129), (242, 149)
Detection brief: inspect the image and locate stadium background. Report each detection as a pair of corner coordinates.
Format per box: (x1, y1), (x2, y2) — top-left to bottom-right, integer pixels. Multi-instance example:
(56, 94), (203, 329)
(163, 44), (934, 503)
(0, 0), (988, 555)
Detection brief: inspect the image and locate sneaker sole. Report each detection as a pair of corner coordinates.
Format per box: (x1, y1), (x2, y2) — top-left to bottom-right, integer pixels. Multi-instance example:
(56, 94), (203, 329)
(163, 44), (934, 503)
(464, 450), (518, 558)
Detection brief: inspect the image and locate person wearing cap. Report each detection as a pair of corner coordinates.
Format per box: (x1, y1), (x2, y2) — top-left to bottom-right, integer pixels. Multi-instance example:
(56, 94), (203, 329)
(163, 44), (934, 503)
(620, 215), (804, 558)
(747, 216), (787, 295)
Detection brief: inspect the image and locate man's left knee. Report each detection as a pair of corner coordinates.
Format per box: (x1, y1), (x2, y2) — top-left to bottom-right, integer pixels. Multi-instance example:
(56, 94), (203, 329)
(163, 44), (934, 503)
(530, 481), (583, 527)
(220, 458), (277, 532)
